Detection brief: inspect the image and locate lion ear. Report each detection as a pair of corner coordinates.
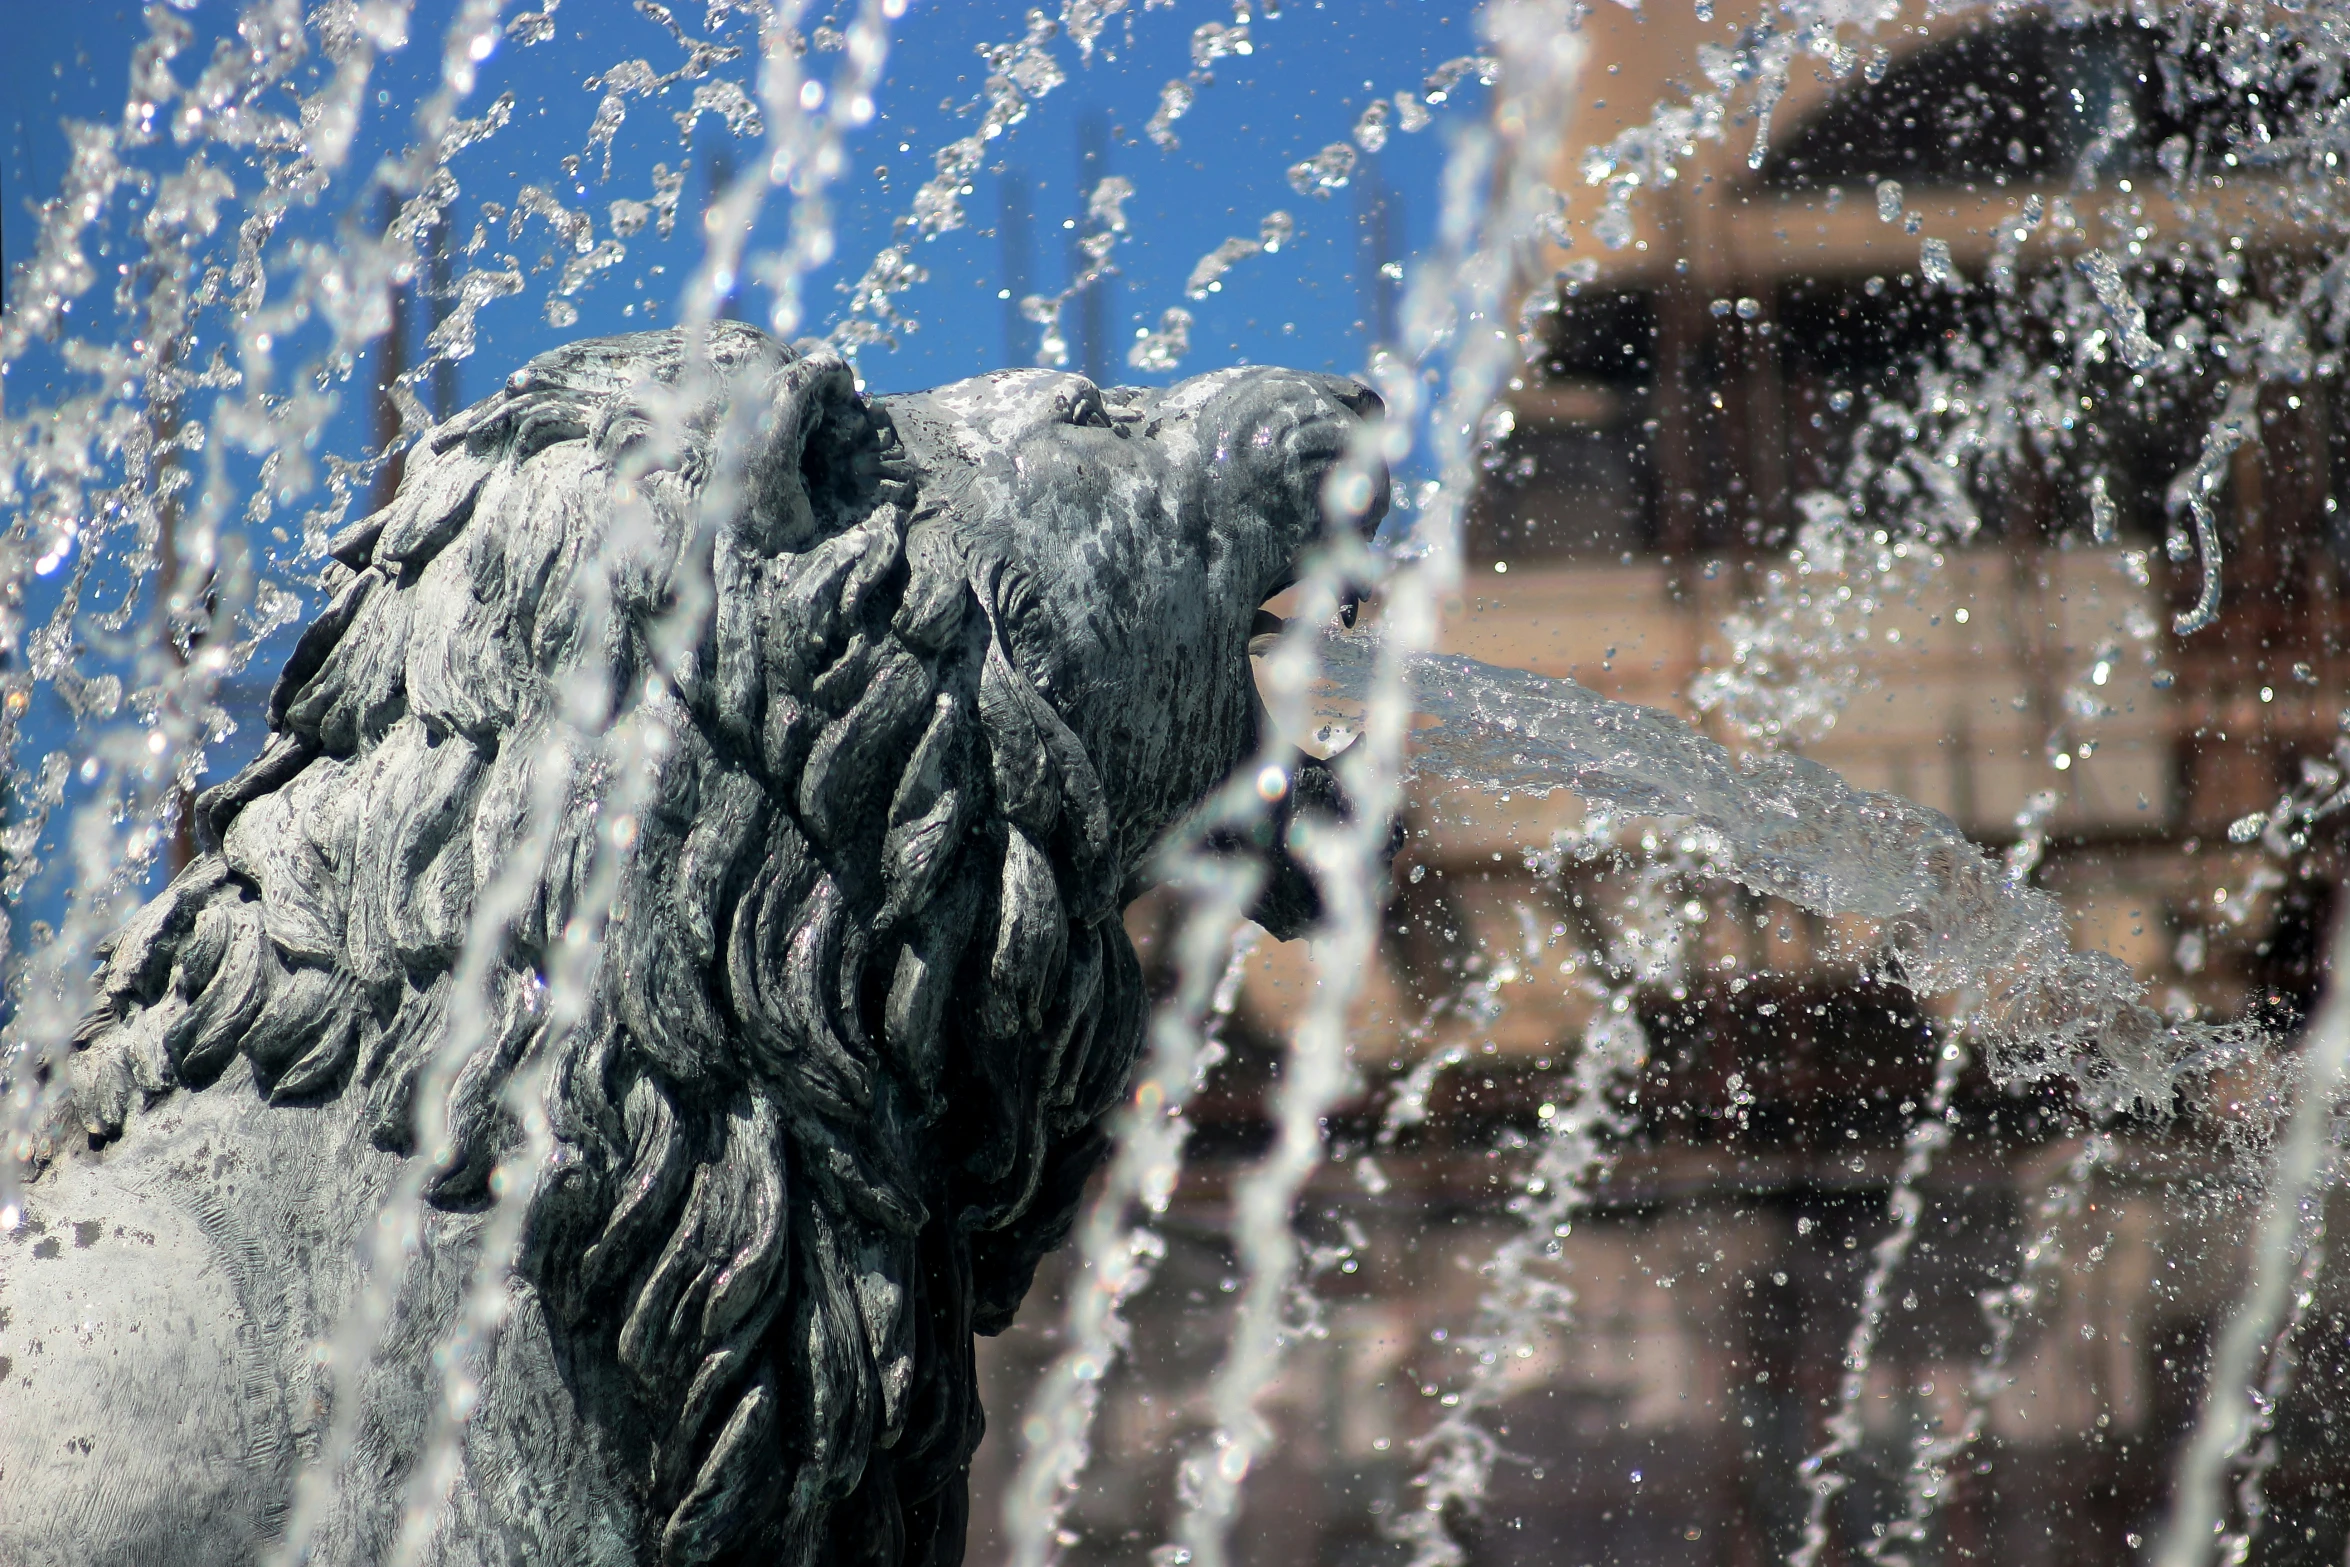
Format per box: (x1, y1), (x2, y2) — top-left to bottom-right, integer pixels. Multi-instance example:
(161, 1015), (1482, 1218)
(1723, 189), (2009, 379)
(735, 349), (864, 556)
(485, 327), (860, 561)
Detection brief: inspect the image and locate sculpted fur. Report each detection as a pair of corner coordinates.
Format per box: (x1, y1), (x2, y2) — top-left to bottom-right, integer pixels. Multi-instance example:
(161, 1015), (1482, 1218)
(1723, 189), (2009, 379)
(0, 324), (1383, 1566)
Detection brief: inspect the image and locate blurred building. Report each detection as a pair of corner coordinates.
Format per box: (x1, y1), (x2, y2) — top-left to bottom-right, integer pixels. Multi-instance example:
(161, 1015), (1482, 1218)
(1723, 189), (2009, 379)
(968, 9), (2350, 1567)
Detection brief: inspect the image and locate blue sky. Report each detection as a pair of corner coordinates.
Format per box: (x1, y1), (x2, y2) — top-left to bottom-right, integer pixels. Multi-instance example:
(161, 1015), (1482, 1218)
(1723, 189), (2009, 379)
(5, 0), (1488, 402)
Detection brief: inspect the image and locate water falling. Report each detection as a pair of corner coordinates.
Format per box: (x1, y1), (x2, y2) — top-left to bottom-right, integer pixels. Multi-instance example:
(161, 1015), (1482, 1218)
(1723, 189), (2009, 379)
(1390, 824), (1681, 1567)
(1787, 1028), (1971, 1567)
(2154, 916), (2350, 1567)
(1870, 1133), (2116, 1567)
(1002, 918), (1259, 1567)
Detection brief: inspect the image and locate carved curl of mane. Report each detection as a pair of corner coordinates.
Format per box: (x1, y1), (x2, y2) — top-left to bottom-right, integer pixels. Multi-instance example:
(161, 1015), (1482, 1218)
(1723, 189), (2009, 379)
(70, 323), (1147, 1564)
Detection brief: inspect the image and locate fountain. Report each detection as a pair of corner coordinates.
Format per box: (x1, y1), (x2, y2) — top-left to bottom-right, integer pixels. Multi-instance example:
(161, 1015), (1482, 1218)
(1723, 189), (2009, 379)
(0, 2), (2345, 1565)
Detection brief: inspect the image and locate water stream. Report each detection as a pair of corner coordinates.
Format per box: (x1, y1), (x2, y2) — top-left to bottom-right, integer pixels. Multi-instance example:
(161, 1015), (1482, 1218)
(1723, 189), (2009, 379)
(1316, 628), (2253, 1111)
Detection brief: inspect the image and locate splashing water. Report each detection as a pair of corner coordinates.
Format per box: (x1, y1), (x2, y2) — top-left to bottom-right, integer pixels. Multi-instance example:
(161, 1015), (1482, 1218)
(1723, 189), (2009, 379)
(1390, 825), (1679, 1567)
(2154, 916), (2350, 1567)
(2214, 1209), (2328, 1567)
(11, 0), (2350, 1562)
(1868, 1133), (2115, 1567)
(1002, 917), (1258, 1567)
(1316, 629), (2250, 1110)
(8, 1), (904, 1555)
(1788, 1027), (1971, 1567)
(1017, 173), (1133, 367)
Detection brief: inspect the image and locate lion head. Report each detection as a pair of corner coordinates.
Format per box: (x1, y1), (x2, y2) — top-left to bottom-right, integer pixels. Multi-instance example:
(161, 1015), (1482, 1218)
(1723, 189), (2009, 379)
(51, 325), (1384, 1565)
(885, 365), (1384, 872)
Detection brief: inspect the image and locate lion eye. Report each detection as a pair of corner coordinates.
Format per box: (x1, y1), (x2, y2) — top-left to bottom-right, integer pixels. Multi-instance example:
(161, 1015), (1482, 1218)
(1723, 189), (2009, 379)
(1063, 388), (1114, 428)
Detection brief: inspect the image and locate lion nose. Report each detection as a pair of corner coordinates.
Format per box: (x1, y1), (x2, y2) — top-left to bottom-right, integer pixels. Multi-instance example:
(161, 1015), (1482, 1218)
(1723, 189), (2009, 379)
(1317, 376), (1383, 420)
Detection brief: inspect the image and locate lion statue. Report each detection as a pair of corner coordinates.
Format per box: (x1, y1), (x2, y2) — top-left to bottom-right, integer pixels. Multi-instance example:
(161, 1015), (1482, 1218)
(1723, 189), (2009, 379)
(0, 324), (1385, 1566)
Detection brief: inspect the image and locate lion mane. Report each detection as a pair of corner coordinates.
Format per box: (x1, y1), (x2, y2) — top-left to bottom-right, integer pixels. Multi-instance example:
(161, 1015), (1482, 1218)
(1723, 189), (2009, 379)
(54, 324), (1374, 1565)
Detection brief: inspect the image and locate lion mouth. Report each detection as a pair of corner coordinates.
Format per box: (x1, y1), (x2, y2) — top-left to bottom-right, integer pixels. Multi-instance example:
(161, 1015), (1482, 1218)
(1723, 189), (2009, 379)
(1244, 378), (1386, 663)
(1249, 607), (1287, 658)
(1247, 589), (1363, 659)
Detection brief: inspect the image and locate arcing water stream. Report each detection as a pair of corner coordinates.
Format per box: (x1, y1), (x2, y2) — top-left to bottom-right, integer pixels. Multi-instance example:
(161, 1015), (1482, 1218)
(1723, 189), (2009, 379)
(5, 2), (2350, 1564)
(1314, 628), (2253, 1113)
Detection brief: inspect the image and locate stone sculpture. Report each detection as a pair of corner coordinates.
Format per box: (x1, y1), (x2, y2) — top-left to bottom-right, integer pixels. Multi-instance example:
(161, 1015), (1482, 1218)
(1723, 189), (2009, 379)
(0, 324), (1386, 1566)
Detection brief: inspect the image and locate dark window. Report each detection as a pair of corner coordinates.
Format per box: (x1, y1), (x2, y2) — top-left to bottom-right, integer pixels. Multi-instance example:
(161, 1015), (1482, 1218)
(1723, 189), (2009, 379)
(1762, 16), (2332, 191)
